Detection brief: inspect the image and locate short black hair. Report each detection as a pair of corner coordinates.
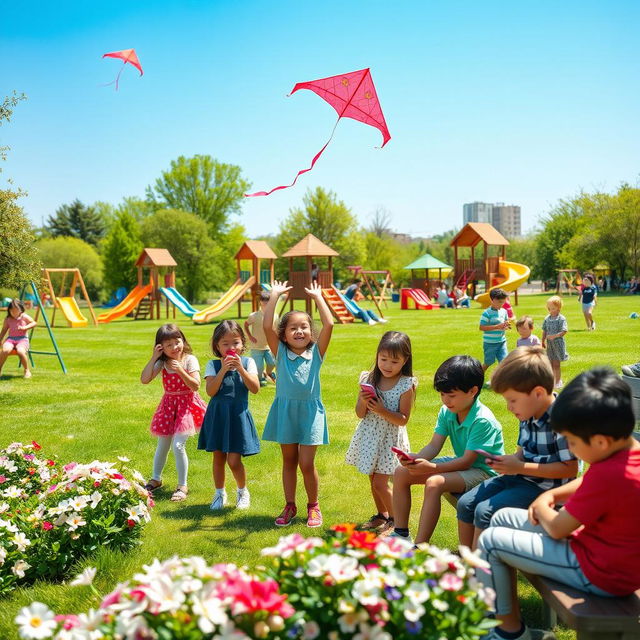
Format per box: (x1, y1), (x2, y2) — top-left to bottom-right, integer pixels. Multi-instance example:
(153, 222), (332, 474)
(550, 367), (635, 443)
(489, 288), (508, 301)
(259, 291), (271, 303)
(434, 355), (484, 399)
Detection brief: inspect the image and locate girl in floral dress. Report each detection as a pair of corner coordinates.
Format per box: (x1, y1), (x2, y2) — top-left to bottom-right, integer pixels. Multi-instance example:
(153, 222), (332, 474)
(346, 331), (417, 534)
(141, 324), (206, 502)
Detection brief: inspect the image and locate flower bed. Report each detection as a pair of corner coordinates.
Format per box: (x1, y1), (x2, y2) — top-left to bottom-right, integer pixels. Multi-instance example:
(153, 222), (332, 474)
(0, 443), (152, 595)
(15, 525), (496, 639)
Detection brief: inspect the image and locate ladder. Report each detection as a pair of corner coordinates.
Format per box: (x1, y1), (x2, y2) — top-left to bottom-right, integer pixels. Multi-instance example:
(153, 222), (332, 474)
(321, 288), (354, 324)
(134, 295), (152, 320)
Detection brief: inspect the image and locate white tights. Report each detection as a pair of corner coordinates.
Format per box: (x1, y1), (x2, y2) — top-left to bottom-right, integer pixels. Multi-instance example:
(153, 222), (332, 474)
(152, 433), (189, 487)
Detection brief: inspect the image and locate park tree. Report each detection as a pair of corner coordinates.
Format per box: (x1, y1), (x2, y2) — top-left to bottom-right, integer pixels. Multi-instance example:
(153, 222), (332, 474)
(46, 199), (105, 246)
(101, 211), (143, 292)
(140, 209), (220, 302)
(276, 187), (366, 281)
(0, 91), (41, 289)
(368, 206), (392, 238)
(36, 237), (103, 299)
(146, 155), (251, 237)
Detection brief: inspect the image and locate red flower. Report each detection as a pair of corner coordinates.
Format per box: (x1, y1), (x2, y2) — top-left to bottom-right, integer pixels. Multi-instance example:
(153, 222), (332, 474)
(127, 519), (136, 528)
(31, 441), (42, 451)
(331, 523), (357, 536)
(47, 459), (55, 467)
(93, 481), (101, 488)
(111, 473), (124, 480)
(348, 531), (378, 550)
(457, 595), (468, 604)
(42, 521), (53, 530)
(225, 576), (292, 616)
(27, 467), (36, 475)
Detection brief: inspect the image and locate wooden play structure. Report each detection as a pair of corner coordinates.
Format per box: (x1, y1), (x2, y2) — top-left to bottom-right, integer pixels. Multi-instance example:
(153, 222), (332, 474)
(41, 268), (97, 328)
(402, 253), (453, 298)
(347, 265), (394, 310)
(555, 269), (582, 295)
(281, 234), (338, 315)
(134, 248), (177, 320)
(234, 241), (278, 315)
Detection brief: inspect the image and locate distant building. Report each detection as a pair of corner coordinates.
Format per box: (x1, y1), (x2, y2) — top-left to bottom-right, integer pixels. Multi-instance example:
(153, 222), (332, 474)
(491, 203), (521, 237)
(462, 201), (521, 237)
(463, 202), (493, 225)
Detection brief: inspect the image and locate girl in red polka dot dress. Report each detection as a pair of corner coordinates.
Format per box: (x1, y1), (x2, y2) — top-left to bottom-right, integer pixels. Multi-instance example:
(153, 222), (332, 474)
(140, 324), (207, 502)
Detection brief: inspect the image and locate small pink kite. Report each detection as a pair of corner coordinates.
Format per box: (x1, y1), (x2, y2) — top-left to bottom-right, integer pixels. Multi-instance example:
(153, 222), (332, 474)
(245, 67), (390, 197)
(102, 49), (143, 90)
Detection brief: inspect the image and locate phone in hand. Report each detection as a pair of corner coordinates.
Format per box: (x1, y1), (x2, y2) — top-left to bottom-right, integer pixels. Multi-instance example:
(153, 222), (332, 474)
(360, 382), (377, 397)
(474, 448), (500, 461)
(391, 446), (416, 461)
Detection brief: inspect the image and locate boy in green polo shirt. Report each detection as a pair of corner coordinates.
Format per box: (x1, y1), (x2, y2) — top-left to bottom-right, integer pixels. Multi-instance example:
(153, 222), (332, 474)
(392, 355), (504, 544)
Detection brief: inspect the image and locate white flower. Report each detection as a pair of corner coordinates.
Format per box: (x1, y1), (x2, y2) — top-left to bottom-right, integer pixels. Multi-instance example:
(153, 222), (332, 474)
(302, 621), (320, 639)
(193, 595), (228, 633)
(458, 545), (491, 570)
(306, 553), (359, 583)
(432, 598), (449, 611)
(0, 502), (10, 513)
(89, 491), (102, 509)
(117, 456), (130, 462)
(66, 513), (86, 531)
(338, 611), (360, 633)
(12, 559), (31, 578)
(74, 609), (104, 639)
(353, 623), (392, 640)
(14, 602), (57, 639)
(70, 495), (90, 511)
(212, 621), (248, 640)
(0, 545), (6, 565)
(382, 567), (407, 587)
(132, 469), (145, 483)
(4, 485), (23, 499)
(406, 580), (430, 604)
(69, 566), (97, 586)
(0, 518), (19, 533)
(12, 532), (31, 552)
(352, 578), (381, 606)
(403, 600), (426, 622)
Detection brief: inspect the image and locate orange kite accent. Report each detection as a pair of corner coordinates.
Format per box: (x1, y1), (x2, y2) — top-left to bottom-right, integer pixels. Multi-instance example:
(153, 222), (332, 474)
(102, 49), (143, 90)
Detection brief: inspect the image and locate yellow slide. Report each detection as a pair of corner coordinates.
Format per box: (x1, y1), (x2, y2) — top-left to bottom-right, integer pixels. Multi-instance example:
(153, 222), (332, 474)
(97, 284), (153, 324)
(475, 260), (531, 308)
(57, 297), (88, 328)
(192, 277), (256, 324)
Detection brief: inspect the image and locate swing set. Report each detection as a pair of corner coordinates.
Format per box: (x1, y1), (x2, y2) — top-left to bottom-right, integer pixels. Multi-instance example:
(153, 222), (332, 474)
(555, 269), (582, 295)
(347, 266), (394, 310)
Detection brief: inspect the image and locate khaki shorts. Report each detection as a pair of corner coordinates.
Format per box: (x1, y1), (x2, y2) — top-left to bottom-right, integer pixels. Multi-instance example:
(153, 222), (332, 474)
(432, 456), (493, 491)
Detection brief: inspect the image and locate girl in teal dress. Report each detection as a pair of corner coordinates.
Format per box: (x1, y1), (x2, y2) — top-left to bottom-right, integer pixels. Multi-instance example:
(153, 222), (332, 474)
(262, 280), (334, 528)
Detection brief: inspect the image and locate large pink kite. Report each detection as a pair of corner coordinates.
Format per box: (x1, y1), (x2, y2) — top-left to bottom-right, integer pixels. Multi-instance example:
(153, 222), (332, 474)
(246, 67), (390, 197)
(102, 49), (143, 90)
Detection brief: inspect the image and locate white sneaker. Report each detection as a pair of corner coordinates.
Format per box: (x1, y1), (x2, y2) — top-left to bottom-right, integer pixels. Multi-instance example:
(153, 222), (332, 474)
(592, 321), (596, 331)
(367, 318), (377, 326)
(209, 490), (227, 510)
(236, 488), (250, 509)
(377, 318), (389, 324)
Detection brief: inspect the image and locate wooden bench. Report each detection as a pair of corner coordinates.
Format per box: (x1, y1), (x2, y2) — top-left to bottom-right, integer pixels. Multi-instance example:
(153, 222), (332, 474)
(522, 572), (640, 640)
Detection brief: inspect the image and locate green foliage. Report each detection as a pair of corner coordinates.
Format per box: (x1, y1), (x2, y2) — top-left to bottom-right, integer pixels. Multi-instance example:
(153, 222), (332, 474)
(0, 191), (41, 289)
(0, 91), (26, 169)
(36, 236), (103, 299)
(506, 235), (537, 278)
(140, 209), (220, 302)
(214, 222), (248, 289)
(101, 212), (143, 292)
(276, 187), (366, 282)
(46, 199), (105, 246)
(146, 155), (251, 238)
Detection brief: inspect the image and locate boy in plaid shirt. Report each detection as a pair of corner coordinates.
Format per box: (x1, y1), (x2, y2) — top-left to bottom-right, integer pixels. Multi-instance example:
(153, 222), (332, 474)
(457, 347), (578, 549)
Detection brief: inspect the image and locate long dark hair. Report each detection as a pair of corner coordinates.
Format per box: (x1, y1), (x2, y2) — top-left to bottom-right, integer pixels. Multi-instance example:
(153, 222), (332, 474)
(276, 311), (318, 346)
(154, 324), (192, 361)
(367, 331), (413, 388)
(211, 319), (247, 357)
(7, 299), (25, 316)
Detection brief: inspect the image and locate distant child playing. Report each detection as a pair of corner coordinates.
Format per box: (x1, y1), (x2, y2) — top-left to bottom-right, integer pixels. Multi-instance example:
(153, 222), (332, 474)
(140, 324), (207, 502)
(346, 331), (417, 534)
(477, 368), (640, 640)
(515, 315), (541, 348)
(479, 288), (510, 373)
(542, 295), (568, 388)
(392, 356), (504, 544)
(244, 291), (278, 386)
(0, 299), (37, 378)
(198, 320), (260, 511)
(578, 273), (598, 331)
(457, 347), (578, 550)
(262, 280), (333, 527)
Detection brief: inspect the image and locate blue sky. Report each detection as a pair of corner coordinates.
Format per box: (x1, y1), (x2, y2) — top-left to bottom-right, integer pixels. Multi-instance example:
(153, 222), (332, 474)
(2, 1), (639, 238)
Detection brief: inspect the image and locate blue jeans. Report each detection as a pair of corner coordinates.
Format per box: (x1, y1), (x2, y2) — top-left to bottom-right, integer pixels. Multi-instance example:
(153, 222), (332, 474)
(354, 308), (380, 323)
(457, 474), (544, 529)
(250, 348), (275, 378)
(477, 508), (613, 615)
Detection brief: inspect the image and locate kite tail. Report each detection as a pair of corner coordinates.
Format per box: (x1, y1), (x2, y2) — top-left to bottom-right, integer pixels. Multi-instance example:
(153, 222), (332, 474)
(100, 62), (126, 91)
(244, 118), (340, 197)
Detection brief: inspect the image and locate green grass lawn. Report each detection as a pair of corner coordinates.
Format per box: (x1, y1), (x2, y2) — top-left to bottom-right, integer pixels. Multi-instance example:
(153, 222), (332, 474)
(0, 292), (638, 639)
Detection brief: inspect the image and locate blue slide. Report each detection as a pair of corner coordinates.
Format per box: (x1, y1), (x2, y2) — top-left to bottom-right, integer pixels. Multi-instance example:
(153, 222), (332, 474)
(103, 287), (127, 308)
(160, 287), (198, 317)
(333, 287), (384, 324)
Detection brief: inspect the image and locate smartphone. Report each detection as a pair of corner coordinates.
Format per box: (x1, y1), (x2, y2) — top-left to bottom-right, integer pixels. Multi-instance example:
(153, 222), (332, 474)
(474, 449), (499, 461)
(360, 382), (377, 397)
(391, 446), (416, 461)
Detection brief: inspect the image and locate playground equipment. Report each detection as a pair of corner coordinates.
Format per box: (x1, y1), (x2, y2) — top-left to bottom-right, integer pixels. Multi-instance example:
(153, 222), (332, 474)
(281, 234), (338, 315)
(192, 241), (277, 324)
(400, 288), (440, 310)
(159, 287), (198, 317)
(403, 254), (453, 300)
(103, 287), (127, 308)
(321, 287), (355, 324)
(347, 266), (393, 310)
(96, 284), (154, 323)
(6, 281), (67, 373)
(450, 222), (530, 308)
(41, 268), (97, 328)
(555, 269), (582, 295)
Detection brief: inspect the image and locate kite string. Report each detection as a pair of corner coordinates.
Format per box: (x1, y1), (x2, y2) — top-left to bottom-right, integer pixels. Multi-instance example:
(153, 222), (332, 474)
(244, 117), (341, 197)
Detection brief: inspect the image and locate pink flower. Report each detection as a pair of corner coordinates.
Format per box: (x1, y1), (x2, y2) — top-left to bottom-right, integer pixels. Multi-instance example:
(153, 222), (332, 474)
(23, 454), (35, 461)
(100, 588), (122, 608)
(63, 462), (77, 473)
(42, 521), (53, 531)
(0, 476), (6, 484)
(54, 614), (80, 630)
(439, 572), (464, 591)
(225, 576), (292, 616)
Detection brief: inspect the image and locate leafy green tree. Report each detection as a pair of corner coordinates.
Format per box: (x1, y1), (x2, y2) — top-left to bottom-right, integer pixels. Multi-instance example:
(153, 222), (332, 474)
(505, 235), (537, 278)
(36, 237), (103, 299)
(146, 155), (250, 237)
(140, 209), (220, 302)
(276, 187), (366, 282)
(46, 199), (105, 246)
(101, 212), (143, 292)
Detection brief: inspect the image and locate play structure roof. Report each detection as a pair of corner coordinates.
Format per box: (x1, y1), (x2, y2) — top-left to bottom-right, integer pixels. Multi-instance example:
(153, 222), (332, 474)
(235, 241), (278, 260)
(403, 253), (452, 271)
(450, 223), (509, 248)
(135, 248), (177, 267)
(282, 233), (339, 258)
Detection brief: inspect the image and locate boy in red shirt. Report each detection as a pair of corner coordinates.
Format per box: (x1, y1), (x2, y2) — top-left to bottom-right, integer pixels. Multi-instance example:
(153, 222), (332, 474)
(477, 367), (640, 640)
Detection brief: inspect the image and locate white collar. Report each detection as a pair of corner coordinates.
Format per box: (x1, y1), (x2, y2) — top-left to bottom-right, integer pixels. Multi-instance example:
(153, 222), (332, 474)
(286, 346), (313, 361)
